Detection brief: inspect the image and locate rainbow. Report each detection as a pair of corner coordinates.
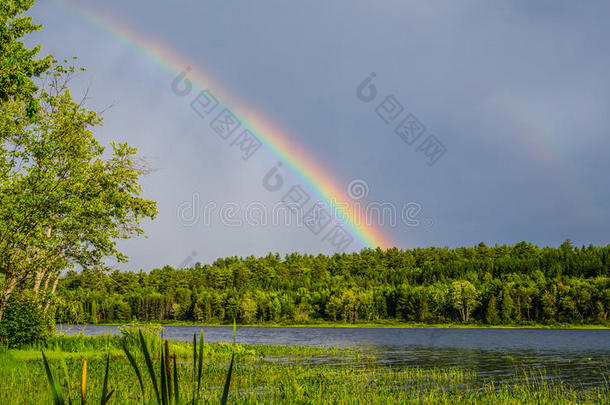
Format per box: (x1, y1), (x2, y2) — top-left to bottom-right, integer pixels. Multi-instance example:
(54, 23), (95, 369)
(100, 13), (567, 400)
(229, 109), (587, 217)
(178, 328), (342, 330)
(489, 91), (593, 215)
(489, 92), (558, 165)
(53, 0), (395, 249)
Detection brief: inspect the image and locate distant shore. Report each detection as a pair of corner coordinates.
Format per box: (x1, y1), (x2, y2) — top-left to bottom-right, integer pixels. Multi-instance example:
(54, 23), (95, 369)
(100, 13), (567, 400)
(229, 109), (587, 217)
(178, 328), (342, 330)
(67, 321), (610, 330)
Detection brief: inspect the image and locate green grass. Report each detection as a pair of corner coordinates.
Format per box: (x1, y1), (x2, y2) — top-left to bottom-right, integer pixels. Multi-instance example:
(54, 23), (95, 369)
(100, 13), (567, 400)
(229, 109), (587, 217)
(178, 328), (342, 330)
(10, 334), (349, 362)
(1, 335), (608, 404)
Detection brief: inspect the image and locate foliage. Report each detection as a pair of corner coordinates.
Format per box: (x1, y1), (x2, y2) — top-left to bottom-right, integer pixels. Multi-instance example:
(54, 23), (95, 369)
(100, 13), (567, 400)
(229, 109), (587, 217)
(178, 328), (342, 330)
(449, 280), (479, 322)
(485, 295), (500, 325)
(0, 1), (157, 325)
(0, 291), (53, 347)
(0, 0), (52, 107)
(37, 330), (236, 404)
(0, 68), (158, 319)
(121, 329), (235, 405)
(54, 242), (610, 326)
(41, 350), (113, 405)
(118, 322), (163, 354)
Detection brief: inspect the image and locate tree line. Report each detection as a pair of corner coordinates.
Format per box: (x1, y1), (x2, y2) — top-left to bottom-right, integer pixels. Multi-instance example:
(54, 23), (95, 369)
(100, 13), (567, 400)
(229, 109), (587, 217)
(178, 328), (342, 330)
(54, 241), (610, 325)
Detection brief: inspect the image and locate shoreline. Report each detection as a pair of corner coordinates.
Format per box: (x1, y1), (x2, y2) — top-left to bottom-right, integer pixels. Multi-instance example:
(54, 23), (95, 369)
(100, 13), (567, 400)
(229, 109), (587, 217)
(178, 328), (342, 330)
(61, 322), (610, 330)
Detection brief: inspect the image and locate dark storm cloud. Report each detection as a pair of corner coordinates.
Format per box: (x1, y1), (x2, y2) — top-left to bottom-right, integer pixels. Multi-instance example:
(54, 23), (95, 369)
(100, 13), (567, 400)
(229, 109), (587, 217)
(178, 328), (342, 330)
(29, 0), (610, 269)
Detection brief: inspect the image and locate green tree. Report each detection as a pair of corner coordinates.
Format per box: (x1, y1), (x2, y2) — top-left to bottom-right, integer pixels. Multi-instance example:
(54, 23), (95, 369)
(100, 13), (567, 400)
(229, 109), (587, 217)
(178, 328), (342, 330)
(449, 281), (479, 322)
(414, 288), (430, 322)
(0, 2), (157, 325)
(240, 297), (257, 324)
(594, 301), (607, 322)
(485, 295), (500, 324)
(0, 69), (157, 321)
(326, 295), (342, 321)
(0, 0), (52, 106)
(499, 286), (516, 324)
(342, 290), (357, 323)
(89, 300), (98, 324)
(270, 297), (281, 322)
(44, 242), (610, 326)
(540, 289), (557, 322)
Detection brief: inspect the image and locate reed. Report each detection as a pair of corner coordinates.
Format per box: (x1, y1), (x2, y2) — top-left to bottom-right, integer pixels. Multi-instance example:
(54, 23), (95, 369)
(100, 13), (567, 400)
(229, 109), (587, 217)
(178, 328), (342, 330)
(41, 350), (113, 405)
(118, 329), (235, 404)
(1, 334), (607, 404)
(36, 326), (236, 405)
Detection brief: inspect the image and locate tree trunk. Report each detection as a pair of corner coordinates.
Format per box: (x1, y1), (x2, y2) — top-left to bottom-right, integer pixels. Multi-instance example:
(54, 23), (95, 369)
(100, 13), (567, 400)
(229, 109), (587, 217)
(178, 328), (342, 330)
(42, 272), (52, 292)
(44, 274), (60, 312)
(460, 302), (467, 322)
(33, 269), (46, 296)
(0, 275), (18, 324)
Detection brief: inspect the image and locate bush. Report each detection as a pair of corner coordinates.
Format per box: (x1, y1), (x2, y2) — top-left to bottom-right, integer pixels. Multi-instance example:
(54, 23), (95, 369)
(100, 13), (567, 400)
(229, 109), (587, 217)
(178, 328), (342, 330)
(0, 292), (55, 347)
(118, 322), (163, 353)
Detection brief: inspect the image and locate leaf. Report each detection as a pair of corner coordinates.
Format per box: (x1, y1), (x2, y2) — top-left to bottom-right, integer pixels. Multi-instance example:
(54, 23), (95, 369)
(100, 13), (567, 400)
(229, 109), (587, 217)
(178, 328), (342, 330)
(102, 390), (114, 405)
(42, 350), (65, 405)
(192, 333), (196, 383)
(220, 354), (235, 405)
(164, 340), (172, 401)
(173, 355), (180, 405)
(196, 329), (204, 401)
(121, 342), (144, 402)
(58, 351), (73, 400)
(100, 352), (111, 405)
(160, 349), (168, 405)
(191, 333), (196, 404)
(139, 329), (160, 404)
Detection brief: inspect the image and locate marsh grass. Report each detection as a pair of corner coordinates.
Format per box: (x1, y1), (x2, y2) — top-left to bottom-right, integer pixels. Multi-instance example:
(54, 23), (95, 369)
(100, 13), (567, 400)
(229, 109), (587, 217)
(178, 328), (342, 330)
(37, 325), (237, 405)
(0, 330), (608, 404)
(1, 350), (608, 404)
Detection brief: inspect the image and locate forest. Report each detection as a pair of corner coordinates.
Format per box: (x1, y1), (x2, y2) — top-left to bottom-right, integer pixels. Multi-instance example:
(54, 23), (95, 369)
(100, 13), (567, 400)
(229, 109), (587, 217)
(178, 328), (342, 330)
(2, 3), (609, 403)
(53, 240), (610, 326)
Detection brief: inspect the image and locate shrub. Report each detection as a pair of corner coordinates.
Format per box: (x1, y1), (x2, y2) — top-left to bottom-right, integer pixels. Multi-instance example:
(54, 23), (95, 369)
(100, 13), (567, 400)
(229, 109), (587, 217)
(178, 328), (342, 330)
(0, 292), (55, 347)
(118, 322), (163, 353)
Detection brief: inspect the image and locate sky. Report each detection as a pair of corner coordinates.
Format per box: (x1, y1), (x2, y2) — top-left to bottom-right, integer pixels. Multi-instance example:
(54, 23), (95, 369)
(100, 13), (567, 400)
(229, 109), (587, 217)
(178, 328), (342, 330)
(26, 0), (610, 270)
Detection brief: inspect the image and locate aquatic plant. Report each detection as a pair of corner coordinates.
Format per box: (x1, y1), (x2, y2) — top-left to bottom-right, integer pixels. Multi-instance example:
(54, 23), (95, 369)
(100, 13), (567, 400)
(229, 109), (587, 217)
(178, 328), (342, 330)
(41, 350), (113, 405)
(39, 328), (236, 404)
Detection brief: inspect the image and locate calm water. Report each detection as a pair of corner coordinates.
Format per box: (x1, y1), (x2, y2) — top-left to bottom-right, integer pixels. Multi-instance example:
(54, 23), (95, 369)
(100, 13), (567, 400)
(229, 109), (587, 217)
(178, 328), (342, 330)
(58, 325), (610, 387)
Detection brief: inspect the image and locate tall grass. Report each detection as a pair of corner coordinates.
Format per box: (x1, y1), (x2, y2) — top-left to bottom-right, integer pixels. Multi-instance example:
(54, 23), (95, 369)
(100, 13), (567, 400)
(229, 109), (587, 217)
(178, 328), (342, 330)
(41, 350), (113, 405)
(2, 348), (608, 404)
(40, 327), (236, 404)
(1, 323), (607, 404)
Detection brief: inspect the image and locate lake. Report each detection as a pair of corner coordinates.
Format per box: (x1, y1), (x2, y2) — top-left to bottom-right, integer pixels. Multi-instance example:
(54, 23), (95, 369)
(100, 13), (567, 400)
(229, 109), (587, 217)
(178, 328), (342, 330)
(58, 324), (610, 388)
